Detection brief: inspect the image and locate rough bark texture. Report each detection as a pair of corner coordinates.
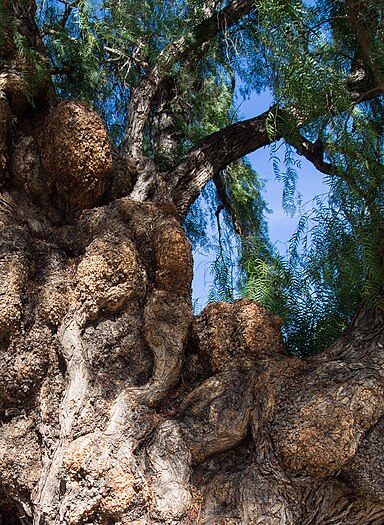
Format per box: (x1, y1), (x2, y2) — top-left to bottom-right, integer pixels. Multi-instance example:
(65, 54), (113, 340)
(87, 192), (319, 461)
(1, 186), (384, 525)
(1, 2), (384, 524)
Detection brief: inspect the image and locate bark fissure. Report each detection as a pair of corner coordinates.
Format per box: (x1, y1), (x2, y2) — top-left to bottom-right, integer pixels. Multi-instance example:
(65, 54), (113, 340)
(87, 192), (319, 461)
(33, 309), (90, 523)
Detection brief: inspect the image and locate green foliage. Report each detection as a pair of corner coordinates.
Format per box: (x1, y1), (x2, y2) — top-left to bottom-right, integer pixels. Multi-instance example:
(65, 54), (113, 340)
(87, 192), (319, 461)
(36, 0), (131, 138)
(173, 56), (235, 145)
(36, 0), (238, 143)
(186, 160), (272, 308)
(243, 198), (367, 356)
(237, 0), (384, 355)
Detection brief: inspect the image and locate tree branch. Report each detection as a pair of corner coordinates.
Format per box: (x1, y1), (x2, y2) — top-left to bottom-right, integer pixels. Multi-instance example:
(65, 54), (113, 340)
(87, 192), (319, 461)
(279, 132), (377, 217)
(2, 0), (46, 58)
(167, 109), (275, 216)
(213, 172), (244, 236)
(168, 61), (384, 217)
(345, 0), (384, 91)
(121, 0), (255, 161)
(123, 0), (384, 209)
(285, 136), (335, 177)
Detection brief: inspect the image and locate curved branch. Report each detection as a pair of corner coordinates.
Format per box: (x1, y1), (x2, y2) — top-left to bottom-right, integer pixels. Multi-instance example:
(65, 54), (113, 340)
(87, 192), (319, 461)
(168, 66), (383, 217)
(121, 0), (255, 161)
(167, 109), (275, 216)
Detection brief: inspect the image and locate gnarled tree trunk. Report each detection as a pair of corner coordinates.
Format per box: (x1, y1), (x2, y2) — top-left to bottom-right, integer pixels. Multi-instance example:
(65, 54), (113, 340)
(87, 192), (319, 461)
(1, 2), (384, 524)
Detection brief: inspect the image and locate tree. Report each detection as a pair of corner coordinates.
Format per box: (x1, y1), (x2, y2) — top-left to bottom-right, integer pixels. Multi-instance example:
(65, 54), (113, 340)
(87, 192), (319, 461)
(0, 0), (384, 523)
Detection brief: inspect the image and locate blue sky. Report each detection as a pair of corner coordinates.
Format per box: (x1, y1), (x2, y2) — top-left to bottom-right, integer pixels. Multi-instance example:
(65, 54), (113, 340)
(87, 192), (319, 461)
(192, 89), (328, 309)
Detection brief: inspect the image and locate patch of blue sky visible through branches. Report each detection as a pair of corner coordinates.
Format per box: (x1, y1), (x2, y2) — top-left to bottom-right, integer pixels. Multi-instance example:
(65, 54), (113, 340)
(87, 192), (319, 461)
(192, 87), (329, 311)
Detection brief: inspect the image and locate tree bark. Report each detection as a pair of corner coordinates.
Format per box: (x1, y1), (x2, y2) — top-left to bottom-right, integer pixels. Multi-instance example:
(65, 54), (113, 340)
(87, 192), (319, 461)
(166, 110), (274, 216)
(1, 3), (384, 525)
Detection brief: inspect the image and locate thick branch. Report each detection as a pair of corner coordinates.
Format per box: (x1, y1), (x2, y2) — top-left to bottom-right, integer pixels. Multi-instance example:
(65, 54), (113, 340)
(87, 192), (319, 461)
(122, 0), (254, 160)
(167, 61), (384, 217)
(345, 0), (384, 90)
(285, 135), (335, 177)
(167, 109), (274, 216)
(123, 0), (384, 210)
(150, 78), (180, 165)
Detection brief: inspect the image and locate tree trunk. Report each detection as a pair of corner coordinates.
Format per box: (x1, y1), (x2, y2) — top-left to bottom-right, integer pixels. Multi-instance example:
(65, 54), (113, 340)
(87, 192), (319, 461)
(1, 4), (384, 525)
(1, 100), (384, 524)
